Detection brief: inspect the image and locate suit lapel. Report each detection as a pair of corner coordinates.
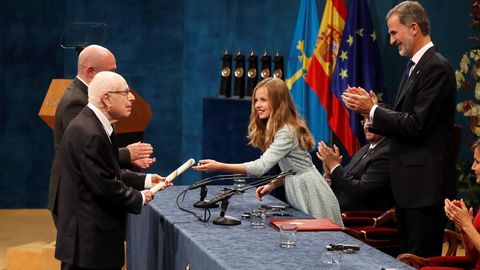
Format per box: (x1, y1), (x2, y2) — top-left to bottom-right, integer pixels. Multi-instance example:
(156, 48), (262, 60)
(83, 107), (122, 178)
(345, 145), (369, 174)
(73, 77), (88, 96)
(394, 47), (437, 108)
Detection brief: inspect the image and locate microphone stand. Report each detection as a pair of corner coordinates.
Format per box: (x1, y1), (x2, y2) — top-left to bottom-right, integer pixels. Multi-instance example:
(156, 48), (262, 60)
(208, 170), (296, 226)
(190, 174), (255, 209)
(193, 186), (219, 208)
(212, 197), (241, 225)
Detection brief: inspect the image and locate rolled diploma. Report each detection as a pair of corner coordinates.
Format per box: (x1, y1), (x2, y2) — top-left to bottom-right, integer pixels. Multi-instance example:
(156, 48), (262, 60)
(150, 158), (195, 194)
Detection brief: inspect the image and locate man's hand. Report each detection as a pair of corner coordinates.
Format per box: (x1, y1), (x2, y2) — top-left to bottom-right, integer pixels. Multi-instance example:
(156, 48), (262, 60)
(316, 141), (342, 173)
(127, 142), (153, 161)
(341, 87), (376, 116)
(132, 157), (156, 169)
(142, 190), (154, 205)
(151, 174), (166, 185)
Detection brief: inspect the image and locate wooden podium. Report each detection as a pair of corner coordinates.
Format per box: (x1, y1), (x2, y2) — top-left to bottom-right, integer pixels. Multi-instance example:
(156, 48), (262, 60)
(39, 79), (152, 146)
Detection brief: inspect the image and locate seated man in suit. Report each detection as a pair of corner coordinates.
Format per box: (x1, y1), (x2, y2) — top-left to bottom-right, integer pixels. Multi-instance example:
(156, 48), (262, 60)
(317, 115), (393, 212)
(55, 71), (172, 270)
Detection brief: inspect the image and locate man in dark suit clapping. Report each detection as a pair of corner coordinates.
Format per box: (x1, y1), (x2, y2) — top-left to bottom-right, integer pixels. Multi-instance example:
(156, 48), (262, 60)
(317, 116), (393, 213)
(342, 1), (456, 257)
(55, 71), (171, 270)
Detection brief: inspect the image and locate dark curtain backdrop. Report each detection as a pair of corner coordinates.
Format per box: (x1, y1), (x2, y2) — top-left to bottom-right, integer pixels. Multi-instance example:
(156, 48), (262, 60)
(0, 0), (474, 207)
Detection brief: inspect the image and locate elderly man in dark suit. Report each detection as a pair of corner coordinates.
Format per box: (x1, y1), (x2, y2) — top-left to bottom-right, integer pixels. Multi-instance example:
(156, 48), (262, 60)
(55, 71), (171, 270)
(342, 1), (456, 257)
(317, 116), (393, 212)
(48, 45), (155, 226)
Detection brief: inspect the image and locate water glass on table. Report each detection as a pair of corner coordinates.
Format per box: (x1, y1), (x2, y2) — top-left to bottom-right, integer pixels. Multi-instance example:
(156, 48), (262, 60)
(233, 178), (246, 189)
(250, 208), (266, 228)
(279, 224), (297, 248)
(320, 248), (341, 269)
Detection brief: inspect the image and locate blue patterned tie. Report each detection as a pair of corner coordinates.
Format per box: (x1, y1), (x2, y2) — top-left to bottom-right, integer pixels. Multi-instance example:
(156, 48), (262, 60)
(395, 59), (415, 104)
(405, 59), (415, 78)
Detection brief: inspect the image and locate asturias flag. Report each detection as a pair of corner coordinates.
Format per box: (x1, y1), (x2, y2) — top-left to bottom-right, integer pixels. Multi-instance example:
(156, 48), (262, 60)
(330, 0), (385, 152)
(286, 0), (331, 143)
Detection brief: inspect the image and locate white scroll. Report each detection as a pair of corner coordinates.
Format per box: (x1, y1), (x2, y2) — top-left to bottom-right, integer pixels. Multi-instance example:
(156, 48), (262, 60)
(150, 158), (195, 194)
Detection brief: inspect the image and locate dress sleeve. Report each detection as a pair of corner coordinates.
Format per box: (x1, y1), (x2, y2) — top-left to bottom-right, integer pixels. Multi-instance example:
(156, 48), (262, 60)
(244, 127), (295, 177)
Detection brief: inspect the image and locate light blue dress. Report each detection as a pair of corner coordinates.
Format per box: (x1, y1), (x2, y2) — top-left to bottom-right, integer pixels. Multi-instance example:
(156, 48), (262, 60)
(244, 125), (344, 226)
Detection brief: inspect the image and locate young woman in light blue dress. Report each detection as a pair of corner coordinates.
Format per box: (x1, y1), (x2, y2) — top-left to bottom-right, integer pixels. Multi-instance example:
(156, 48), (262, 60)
(193, 77), (343, 225)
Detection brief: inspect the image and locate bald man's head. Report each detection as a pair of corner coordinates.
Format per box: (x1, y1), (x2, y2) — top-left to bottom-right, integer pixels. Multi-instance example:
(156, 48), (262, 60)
(77, 45), (117, 84)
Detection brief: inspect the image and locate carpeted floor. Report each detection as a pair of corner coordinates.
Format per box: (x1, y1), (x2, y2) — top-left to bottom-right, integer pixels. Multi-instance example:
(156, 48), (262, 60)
(0, 209), (56, 270)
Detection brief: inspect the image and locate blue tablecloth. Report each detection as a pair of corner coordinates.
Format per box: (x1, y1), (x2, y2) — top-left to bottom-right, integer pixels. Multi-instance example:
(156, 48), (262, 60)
(127, 186), (413, 270)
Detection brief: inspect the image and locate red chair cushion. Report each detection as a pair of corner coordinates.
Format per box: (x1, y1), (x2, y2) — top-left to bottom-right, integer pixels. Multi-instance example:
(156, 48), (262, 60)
(420, 267), (465, 270)
(342, 210), (384, 217)
(357, 226), (397, 240)
(429, 256), (475, 268)
(342, 216), (376, 227)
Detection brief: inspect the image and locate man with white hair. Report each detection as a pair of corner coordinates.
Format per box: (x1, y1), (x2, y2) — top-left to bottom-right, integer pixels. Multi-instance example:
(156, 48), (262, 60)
(48, 44), (155, 226)
(55, 71), (171, 270)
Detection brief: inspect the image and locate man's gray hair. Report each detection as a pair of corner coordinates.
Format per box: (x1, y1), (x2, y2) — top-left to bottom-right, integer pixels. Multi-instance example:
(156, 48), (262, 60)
(386, 1), (430, 36)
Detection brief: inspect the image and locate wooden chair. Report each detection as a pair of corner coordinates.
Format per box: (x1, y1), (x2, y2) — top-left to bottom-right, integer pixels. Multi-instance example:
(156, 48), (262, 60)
(342, 208), (399, 256)
(396, 229), (475, 269)
(342, 208), (396, 227)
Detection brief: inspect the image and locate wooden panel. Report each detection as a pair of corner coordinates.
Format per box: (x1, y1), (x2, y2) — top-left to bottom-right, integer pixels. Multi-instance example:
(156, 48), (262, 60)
(38, 79), (152, 133)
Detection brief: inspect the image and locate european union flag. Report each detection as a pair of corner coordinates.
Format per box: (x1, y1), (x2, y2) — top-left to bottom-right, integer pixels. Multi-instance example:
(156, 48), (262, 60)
(286, 0), (331, 144)
(330, 0), (385, 146)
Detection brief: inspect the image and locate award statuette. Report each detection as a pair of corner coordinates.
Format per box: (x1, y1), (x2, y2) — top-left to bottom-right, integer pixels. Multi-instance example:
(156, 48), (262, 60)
(233, 50), (245, 98)
(246, 49), (258, 97)
(260, 51), (271, 79)
(273, 51), (284, 79)
(220, 49), (232, 97)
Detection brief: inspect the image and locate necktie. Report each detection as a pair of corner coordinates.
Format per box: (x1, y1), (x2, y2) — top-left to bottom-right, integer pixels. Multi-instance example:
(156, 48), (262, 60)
(405, 59), (415, 77)
(109, 132), (116, 145)
(362, 147), (374, 159)
(400, 59), (415, 86)
(395, 59), (415, 104)
(109, 129), (120, 162)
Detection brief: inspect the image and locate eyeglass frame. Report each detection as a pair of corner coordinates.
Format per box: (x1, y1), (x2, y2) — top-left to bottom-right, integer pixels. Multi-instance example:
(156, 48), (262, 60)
(107, 89), (131, 97)
(360, 119), (372, 126)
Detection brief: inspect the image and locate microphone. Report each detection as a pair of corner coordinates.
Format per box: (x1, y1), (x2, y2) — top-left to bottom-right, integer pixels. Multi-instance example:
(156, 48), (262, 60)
(206, 169), (296, 206)
(207, 170), (296, 226)
(188, 174), (259, 208)
(188, 174), (244, 190)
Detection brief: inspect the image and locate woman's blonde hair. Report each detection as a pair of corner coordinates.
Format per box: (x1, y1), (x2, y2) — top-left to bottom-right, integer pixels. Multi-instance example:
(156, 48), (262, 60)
(247, 77), (314, 151)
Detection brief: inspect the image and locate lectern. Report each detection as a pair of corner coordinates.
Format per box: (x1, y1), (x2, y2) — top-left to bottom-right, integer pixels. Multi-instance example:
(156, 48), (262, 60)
(38, 79), (152, 147)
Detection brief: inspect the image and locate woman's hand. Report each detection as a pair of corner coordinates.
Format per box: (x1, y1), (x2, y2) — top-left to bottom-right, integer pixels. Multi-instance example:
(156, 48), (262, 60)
(255, 183), (275, 200)
(192, 159), (221, 173)
(445, 198), (473, 230)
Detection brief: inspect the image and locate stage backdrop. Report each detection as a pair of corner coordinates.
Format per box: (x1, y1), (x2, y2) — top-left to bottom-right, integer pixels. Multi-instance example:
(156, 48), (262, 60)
(0, 0), (474, 208)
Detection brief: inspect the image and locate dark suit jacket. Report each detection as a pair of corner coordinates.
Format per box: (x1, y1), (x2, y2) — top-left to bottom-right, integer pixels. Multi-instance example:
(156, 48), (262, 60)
(55, 107), (144, 269)
(372, 47), (456, 208)
(48, 78), (131, 214)
(331, 138), (393, 212)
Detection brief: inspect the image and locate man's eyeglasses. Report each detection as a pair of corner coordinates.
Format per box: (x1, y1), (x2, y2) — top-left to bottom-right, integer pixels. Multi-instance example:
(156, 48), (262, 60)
(360, 119), (371, 126)
(108, 89), (131, 97)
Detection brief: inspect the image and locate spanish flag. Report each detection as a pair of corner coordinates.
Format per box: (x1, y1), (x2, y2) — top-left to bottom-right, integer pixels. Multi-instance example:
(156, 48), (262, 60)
(304, 0), (351, 155)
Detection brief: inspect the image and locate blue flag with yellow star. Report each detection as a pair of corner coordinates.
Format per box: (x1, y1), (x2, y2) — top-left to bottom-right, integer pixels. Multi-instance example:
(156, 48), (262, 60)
(286, 0), (331, 144)
(330, 0), (385, 146)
